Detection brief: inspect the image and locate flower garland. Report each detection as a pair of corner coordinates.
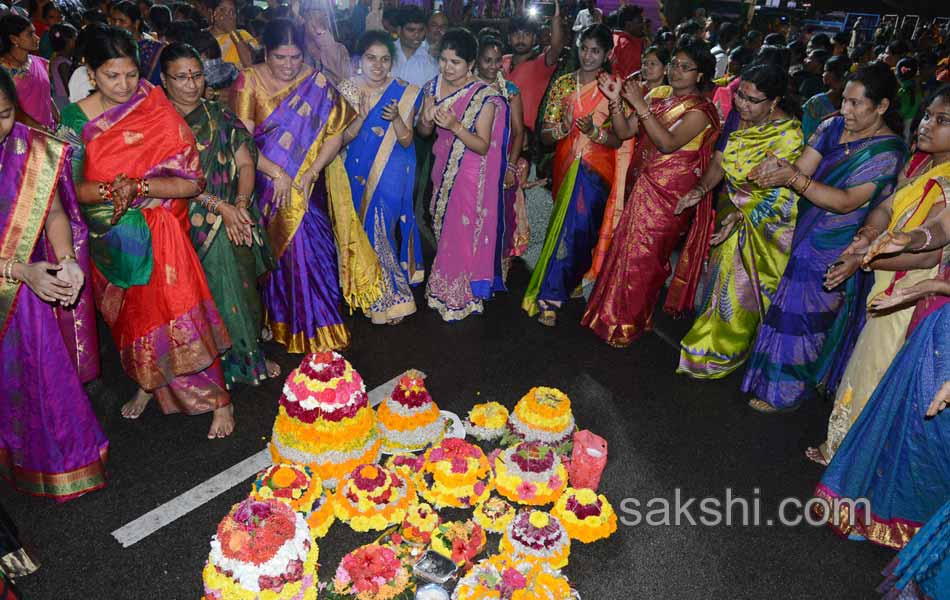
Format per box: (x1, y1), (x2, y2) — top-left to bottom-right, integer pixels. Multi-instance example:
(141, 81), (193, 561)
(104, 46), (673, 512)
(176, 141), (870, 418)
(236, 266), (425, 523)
(493, 442), (568, 507)
(502, 388), (575, 453)
(327, 544), (414, 600)
(333, 464), (416, 532)
(419, 439), (494, 509)
(465, 402), (510, 441)
(500, 511), (571, 570)
(452, 554), (572, 600)
(430, 520), (486, 568)
(202, 499), (319, 600)
(551, 488), (617, 544)
(251, 464), (323, 514)
(473, 496), (516, 534)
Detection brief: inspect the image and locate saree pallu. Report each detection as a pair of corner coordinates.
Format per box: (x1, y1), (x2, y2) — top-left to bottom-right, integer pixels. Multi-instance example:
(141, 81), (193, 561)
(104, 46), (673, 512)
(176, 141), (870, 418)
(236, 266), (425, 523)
(878, 499), (950, 599)
(497, 79), (529, 263)
(341, 78), (424, 324)
(3, 56), (55, 130)
(0, 124), (107, 501)
(582, 92), (721, 347)
(138, 36), (165, 85)
(741, 117), (906, 409)
(678, 119), (803, 378)
(80, 82), (231, 415)
(186, 99), (274, 387)
(818, 158), (950, 461)
(522, 75), (616, 316)
(424, 77), (509, 321)
(812, 303), (950, 550)
(252, 70), (379, 351)
(801, 92), (836, 143)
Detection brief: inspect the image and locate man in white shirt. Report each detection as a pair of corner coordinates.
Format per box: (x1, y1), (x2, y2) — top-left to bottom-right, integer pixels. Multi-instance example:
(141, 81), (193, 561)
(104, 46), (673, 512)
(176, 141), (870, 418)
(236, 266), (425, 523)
(710, 22), (739, 79)
(392, 5), (438, 87)
(572, 0), (602, 47)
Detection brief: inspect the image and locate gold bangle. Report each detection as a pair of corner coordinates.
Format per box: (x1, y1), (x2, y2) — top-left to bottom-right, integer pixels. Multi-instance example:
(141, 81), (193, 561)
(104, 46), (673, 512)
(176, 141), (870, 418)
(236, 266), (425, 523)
(58, 253), (77, 263)
(636, 109), (652, 120)
(799, 175), (813, 195)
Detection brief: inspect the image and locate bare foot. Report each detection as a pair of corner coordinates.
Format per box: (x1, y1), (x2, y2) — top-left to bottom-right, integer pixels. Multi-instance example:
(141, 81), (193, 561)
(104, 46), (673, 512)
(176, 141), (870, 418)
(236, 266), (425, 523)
(208, 405), (235, 439)
(387, 317), (405, 326)
(261, 326), (273, 342)
(121, 388), (152, 419)
(805, 447), (829, 466)
(265, 359), (281, 379)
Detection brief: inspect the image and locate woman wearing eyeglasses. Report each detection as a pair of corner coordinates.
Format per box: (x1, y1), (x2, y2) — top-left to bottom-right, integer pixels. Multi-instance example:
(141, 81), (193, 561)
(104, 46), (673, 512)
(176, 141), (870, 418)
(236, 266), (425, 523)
(582, 36), (721, 347)
(740, 61), (906, 413)
(676, 65), (803, 378)
(205, 0), (258, 68)
(57, 26), (234, 438)
(160, 42), (279, 389)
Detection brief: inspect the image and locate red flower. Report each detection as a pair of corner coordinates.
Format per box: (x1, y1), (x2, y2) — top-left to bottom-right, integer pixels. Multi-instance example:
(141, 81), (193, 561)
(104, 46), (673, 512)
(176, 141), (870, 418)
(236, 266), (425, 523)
(501, 568), (527, 590)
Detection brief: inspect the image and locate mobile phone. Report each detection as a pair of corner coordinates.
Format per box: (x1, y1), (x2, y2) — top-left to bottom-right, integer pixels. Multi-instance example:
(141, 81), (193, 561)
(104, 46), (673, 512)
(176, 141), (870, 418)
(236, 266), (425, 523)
(529, 2), (556, 18)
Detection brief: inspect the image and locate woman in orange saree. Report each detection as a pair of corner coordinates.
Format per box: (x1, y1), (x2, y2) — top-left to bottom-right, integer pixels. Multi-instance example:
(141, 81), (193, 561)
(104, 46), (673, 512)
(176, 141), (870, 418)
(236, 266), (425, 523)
(58, 26), (233, 438)
(522, 25), (626, 326)
(582, 37), (721, 347)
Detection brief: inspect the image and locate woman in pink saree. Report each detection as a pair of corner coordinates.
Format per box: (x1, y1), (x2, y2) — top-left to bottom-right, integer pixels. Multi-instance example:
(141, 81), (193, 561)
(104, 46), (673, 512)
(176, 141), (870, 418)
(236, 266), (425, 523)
(418, 28), (509, 321)
(0, 14), (57, 130)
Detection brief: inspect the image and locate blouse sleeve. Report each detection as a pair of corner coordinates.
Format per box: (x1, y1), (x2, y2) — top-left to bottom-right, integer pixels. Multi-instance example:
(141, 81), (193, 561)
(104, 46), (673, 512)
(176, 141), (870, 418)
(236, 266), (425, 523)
(542, 74), (574, 125)
(232, 70), (256, 126)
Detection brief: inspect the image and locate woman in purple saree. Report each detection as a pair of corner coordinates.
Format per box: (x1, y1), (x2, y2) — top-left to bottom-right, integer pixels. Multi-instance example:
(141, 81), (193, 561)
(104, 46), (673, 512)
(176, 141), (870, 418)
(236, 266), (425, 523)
(234, 19), (380, 352)
(418, 28), (508, 321)
(0, 71), (107, 501)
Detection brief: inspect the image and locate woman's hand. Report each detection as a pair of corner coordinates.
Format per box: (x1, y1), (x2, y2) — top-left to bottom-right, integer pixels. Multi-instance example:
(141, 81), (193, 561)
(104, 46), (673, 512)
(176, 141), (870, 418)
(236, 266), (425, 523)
(219, 202), (254, 247)
(358, 91), (372, 120)
(504, 167), (517, 190)
(421, 95), (436, 125)
(271, 168), (293, 210)
(621, 78), (646, 111)
(862, 230), (915, 266)
(748, 152), (797, 189)
(868, 277), (950, 313)
(575, 114), (594, 136)
(927, 381), (950, 417)
(381, 98), (400, 122)
(675, 186), (705, 215)
(710, 212), (740, 245)
(598, 73), (621, 101)
(823, 253), (863, 290)
(19, 261), (74, 304)
(110, 174), (136, 224)
(433, 107), (461, 134)
(295, 167), (319, 201)
(56, 259), (84, 306)
(559, 100), (574, 134)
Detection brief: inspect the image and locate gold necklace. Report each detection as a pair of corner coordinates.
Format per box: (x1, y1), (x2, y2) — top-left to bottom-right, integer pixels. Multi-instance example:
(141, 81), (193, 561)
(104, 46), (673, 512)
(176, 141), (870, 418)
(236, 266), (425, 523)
(844, 122), (884, 156)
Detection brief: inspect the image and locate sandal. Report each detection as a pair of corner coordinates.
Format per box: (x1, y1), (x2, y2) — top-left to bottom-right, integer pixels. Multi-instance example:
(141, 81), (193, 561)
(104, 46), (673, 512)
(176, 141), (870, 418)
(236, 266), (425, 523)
(748, 398), (800, 414)
(537, 310), (557, 327)
(265, 359), (281, 379)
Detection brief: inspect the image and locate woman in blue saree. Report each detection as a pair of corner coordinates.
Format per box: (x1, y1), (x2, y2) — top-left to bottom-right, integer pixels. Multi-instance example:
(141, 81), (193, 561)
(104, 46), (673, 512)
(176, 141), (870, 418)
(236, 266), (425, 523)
(813, 85), (950, 551)
(339, 31), (423, 325)
(742, 62), (906, 412)
(233, 19), (381, 352)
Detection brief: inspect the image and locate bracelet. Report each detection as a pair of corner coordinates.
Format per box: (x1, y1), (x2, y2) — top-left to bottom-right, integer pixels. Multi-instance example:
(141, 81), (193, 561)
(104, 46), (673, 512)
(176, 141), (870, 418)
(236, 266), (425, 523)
(99, 182), (114, 202)
(786, 169), (803, 189)
(799, 175), (813, 195)
(57, 253), (77, 263)
(914, 226), (934, 251)
(696, 184), (708, 197)
(609, 99), (623, 115)
(2, 258), (22, 283)
(636, 109), (652, 121)
(597, 129), (609, 145)
(142, 178), (150, 197)
(234, 193), (252, 209)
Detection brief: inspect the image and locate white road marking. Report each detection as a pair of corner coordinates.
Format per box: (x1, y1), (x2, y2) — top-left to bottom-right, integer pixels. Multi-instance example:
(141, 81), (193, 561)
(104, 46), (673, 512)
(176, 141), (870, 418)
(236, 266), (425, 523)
(110, 370), (418, 548)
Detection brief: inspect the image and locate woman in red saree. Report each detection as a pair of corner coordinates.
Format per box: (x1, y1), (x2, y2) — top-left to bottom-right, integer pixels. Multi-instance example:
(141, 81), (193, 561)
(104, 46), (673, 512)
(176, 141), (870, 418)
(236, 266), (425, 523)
(582, 37), (721, 347)
(58, 26), (233, 438)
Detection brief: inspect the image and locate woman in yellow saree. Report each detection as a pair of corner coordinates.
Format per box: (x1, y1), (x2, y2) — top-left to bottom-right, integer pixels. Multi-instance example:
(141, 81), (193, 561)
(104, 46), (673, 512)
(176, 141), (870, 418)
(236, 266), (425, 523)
(677, 65), (804, 378)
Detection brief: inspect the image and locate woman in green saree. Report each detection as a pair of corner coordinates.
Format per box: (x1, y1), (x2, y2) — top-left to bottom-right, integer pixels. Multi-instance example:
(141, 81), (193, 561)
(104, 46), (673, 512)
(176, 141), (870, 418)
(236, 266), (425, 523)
(677, 65), (804, 378)
(159, 42), (278, 387)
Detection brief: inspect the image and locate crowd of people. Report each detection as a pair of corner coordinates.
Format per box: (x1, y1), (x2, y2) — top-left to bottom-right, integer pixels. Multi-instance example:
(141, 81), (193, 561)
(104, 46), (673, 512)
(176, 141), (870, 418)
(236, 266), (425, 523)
(2, 0), (950, 595)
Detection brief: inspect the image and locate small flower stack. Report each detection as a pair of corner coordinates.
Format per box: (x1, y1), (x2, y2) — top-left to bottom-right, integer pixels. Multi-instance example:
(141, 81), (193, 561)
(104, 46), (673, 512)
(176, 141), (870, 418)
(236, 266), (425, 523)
(333, 464), (416, 532)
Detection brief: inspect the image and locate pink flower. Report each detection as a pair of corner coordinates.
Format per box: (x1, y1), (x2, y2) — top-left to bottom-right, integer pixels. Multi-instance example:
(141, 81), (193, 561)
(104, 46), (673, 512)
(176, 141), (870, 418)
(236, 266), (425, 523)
(515, 481), (537, 500)
(547, 475), (563, 490)
(429, 448), (446, 462)
(451, 458), (468, 474)
(501, 568), (527, 590)
(473, 481), (486, 497)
